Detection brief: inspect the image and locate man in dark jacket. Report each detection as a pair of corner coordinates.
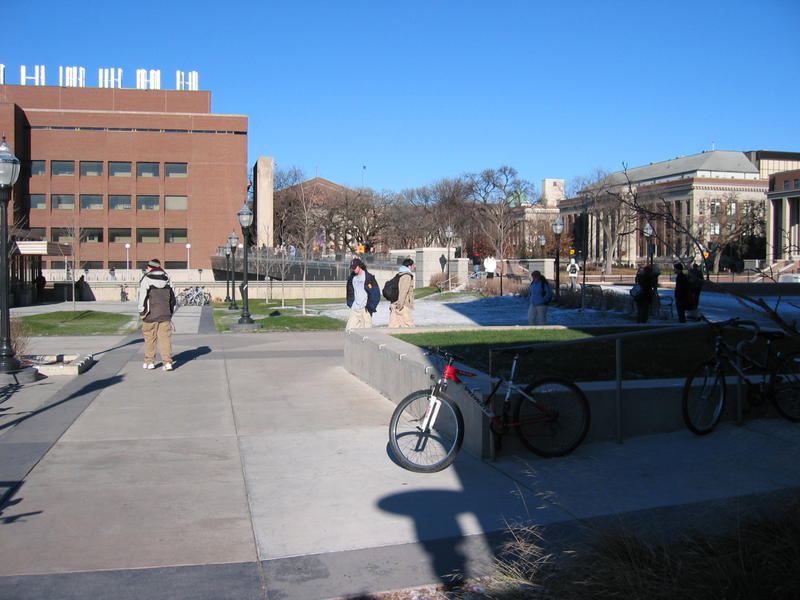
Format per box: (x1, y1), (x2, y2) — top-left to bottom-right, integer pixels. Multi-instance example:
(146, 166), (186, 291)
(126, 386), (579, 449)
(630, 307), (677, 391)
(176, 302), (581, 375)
(673, 263), (692, 323)
(137, 259), (176, 370)
(345, 258), (380, 329)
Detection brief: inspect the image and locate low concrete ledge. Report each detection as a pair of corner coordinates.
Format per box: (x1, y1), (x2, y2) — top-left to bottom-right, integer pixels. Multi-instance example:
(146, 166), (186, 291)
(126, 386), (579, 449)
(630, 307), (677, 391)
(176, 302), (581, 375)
(29, 354), (95, 376)
(344, 328), (779, 460)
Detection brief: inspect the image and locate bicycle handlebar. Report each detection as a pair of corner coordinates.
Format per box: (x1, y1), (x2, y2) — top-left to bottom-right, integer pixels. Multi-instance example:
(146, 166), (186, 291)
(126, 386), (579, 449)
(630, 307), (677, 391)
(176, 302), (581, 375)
(701, 316), (760, 343)
(425, 346), (467, 364)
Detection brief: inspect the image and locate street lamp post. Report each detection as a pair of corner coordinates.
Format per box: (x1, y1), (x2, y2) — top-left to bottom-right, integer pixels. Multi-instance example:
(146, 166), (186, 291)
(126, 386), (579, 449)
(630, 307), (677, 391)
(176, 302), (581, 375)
(185, 242), (191, 273)
(228, 231), (239, 310)
(643, 222), (654, 267)
(224, 247), (232, 302)
(237, 204), (255, 325)
(552, 217), (564, 300)
(124, 243), (130, 271)
(538, 235), (546, 258)
(0, 139), (21, 372)
(445, 226), (454, 291)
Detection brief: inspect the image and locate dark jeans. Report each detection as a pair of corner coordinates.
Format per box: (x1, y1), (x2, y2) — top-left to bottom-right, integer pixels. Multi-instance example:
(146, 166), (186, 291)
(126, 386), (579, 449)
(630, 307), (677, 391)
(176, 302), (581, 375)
(636, 299), (650, 323)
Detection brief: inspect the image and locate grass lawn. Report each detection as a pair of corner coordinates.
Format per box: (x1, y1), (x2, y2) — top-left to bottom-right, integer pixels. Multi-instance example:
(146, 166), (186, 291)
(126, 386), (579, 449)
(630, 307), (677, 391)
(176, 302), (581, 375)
(394, 325), (800, 383)
(17, 311), (138, 336)
(213, 304), (345, 332)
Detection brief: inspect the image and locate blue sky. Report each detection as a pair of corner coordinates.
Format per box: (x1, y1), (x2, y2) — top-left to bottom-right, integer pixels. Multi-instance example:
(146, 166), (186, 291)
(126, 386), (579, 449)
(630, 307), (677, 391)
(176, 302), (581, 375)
(5, 0), (799, 195)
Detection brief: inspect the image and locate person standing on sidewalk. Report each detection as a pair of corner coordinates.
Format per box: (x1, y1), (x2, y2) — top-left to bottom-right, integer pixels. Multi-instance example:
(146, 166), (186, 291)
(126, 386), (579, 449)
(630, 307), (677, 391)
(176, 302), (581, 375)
(137, 259), (176, 371)
(346, 258), (380, 329)
(673, 262), (692, 323)
(388, 258), (416, 328)
(527, 270), (553, 325)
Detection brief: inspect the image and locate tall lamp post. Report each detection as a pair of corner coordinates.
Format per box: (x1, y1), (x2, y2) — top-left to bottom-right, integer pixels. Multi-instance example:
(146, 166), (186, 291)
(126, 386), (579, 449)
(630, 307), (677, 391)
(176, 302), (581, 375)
(124, 242), (130, 271)
(0, 139), (21, 373)
(643, 222), (654, 267)
(224, 247), (232, 303)
(228, 231), (239, 310)
(185, 242), (191, 273)
(237, 204), (254, 325)
(552, 216), (564, 299)
(445, 225), (454, 291)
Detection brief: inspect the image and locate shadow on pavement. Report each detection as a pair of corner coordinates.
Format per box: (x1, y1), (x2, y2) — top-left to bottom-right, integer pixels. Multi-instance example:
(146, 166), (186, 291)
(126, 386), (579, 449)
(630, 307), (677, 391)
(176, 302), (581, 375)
(172, 346), (213, 367)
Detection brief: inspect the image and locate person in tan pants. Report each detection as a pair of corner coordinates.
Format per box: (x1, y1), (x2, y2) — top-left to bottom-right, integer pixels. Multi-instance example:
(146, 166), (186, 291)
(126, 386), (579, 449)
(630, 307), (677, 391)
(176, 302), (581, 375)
(137, 259), (176, 371)
(389, 258), (415, 328)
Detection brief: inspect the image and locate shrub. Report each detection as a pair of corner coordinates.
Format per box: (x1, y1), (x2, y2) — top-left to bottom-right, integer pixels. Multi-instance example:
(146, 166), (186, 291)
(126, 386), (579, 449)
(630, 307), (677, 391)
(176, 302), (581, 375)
(429, 271), (460, 292)
(11, 317), (30, 360)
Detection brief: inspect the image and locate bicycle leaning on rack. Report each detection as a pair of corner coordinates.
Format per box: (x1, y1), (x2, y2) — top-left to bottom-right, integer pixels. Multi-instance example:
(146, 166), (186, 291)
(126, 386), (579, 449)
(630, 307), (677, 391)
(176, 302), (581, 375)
(682, 316), (800, 435)
(176, 286), (211, 307)
(388, 347), (591, 473)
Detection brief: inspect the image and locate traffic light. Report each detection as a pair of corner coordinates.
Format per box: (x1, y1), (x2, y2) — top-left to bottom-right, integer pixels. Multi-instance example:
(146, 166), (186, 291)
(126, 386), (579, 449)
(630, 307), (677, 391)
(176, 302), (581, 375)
(569, 248), (575, 256)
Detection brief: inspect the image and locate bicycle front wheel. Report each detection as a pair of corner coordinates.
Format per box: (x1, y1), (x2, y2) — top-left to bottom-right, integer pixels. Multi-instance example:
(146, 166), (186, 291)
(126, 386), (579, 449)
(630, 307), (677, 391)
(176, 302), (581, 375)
(515, 379), (590, 457)
(682, 361), (726, 435)
(388, 390), (464, 473)
(771, 351), (800, 421)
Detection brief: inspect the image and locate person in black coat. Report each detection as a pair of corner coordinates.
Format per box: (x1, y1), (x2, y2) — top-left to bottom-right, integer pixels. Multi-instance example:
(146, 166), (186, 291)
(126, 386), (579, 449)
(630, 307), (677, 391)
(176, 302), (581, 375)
(634, 265), (658, 323)
(673, 263), (692, 323)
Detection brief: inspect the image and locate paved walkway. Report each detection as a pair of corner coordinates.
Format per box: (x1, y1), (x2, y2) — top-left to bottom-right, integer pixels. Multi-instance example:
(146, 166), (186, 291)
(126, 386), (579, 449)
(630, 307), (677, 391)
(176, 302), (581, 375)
(0, 304), (798, 599)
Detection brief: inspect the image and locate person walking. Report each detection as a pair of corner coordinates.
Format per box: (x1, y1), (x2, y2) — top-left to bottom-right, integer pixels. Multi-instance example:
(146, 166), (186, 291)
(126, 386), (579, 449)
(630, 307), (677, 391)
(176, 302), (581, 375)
(566, 258), (580, 291)
(673, 263), (693, 323)
(346, 258), (380, 329)
(633, 264), (658, 323)
(137, 259), (176, 371)
(527, 270), (553, 326)
(687, 263), (704, 319)
(388, 258), (415, 328)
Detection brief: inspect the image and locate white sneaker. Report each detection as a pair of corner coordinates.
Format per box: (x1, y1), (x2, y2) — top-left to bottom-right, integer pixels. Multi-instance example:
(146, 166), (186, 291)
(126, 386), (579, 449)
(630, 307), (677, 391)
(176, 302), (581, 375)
(162, 363), (174, 371)
(143, 363), (155, 370)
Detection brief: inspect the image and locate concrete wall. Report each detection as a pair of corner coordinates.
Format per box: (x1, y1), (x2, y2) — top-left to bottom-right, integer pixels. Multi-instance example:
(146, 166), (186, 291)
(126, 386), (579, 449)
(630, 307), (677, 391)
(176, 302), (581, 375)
(344, 328), (780, 461)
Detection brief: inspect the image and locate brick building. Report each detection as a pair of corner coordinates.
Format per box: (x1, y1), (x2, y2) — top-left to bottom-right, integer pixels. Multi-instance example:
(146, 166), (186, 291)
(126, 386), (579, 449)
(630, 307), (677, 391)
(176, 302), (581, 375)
(0, 84), (248, 273)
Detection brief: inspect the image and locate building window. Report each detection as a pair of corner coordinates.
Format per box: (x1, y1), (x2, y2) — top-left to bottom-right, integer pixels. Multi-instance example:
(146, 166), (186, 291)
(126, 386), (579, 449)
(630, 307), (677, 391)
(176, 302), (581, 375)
(137, 228), (160, 243)
(785, 181), (792, 191)
(137, 162), (160, 178)
(51, 160), (75, 176)
(709, 201), (721, 216)
(165, 228), (188, 243)
(109, 195), (132, 210)
(795, 179), (800, 190)
(80, 261), (104, 269)
(52, 194), (75, 209)
(30, 160), (46, 176)
(165, 195), (188, 210)
(137, 195), (159, 210)
(726, 202), (736, 216)
(109, 228), (132, 243)
(80, 194), (104, 210)
(109, 161), (132, 177)
(28, 194), (46, 209)
(711, 222), (721, 235)
(28, 228), (46, 240)
(135, 261), (152, 270)
(165, 162), (188, 178)
(108, 261), (128, 270)
(80, 161), (104, 176)
(81, 228), (104, 243)
(51, 228), (74, 243)
(165, 261), (187, 269)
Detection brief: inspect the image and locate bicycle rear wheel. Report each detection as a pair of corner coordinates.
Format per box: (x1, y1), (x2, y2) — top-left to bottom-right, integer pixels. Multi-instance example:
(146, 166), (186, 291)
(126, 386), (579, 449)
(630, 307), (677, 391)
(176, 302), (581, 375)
(770, 351), (800, 421)
(515, 379), (590, 457)
(388, 390), (464, 473)
(682, 361), (726, 435)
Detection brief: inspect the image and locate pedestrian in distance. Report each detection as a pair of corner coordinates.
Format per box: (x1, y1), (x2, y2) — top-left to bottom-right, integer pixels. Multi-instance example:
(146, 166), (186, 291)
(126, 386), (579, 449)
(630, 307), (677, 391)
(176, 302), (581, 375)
(137, 259), (176, 371)
(345, 258), (380, 329)
(673, 262), (692, 323)
(633, 264), (658, 323)
(566, 258), (580, 291)
(687, 263), (704, 319)
(388, 258), (416, 328)
(528, 270), (554, 326)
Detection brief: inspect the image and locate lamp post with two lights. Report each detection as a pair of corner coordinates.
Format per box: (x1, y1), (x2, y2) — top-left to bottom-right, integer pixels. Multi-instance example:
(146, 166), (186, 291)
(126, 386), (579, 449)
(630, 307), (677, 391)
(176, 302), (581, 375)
(237, 204), (255, 325)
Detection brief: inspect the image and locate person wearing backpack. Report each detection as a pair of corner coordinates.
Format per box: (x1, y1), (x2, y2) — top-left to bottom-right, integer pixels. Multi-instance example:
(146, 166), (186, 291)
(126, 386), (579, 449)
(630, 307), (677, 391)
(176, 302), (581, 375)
(137, 259), (176, 371)
(346, 258), (380, 329)
(528, 270), (553, 325)
(566, 258), (580, 290)
(388, 258), (416, 328)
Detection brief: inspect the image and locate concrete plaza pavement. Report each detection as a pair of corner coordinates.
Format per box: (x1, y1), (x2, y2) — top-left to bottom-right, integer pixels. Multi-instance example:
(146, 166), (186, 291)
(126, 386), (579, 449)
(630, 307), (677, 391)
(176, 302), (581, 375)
(0, 303), (798, 599)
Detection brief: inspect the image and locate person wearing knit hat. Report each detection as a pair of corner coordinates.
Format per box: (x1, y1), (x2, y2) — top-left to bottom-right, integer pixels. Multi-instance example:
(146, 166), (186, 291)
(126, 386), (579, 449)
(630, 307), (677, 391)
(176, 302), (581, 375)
(137, 259), (176, 371)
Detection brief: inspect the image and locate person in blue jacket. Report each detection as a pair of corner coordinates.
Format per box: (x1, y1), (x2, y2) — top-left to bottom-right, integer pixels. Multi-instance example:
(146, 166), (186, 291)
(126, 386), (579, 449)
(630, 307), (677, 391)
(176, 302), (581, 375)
(528, 270), (553, 325)
(346, 258), (380, 328)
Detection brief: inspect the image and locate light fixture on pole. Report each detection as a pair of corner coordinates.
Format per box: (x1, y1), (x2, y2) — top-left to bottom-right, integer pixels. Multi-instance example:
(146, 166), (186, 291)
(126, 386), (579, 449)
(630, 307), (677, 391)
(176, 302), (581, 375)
(538, 235), (546, 257)
(444, 225), (454, 291)
(228, 231), (239, 310)
(552, 216), (564, 300)
(124, 242), (131, 270)
(643, 222), (654, 266)
(224, 247), (232, 303)
(0, 139), (21, 373)
(237, 204), (255, 325)
(185, 242), (191, 271)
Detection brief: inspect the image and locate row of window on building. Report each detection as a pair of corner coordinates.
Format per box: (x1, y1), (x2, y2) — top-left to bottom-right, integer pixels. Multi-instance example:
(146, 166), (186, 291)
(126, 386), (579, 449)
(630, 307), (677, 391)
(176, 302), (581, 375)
(783, 179), (800, 191)
(47, 260), (193, 270)
(28, 160), (188, 178)
(28, 194), (188, 210)
(29, 227), (188, 244)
